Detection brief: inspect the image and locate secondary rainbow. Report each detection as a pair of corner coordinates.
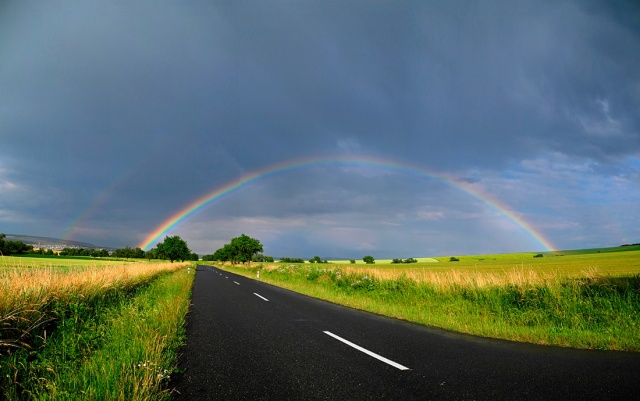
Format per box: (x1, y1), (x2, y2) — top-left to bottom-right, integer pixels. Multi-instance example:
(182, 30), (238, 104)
(139, 155), (557, 251)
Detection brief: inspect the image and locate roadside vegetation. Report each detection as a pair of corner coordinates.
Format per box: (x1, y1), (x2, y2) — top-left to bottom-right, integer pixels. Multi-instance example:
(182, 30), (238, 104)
(0, 253), (194, 399)
(213, 247), (640, 351)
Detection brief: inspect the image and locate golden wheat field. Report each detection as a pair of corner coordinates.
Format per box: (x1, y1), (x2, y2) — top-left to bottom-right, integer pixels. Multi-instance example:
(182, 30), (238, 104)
(0, 257), (188, 349)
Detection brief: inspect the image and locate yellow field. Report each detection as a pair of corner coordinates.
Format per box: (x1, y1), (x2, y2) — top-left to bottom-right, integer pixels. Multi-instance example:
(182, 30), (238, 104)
(0, 257), (189, 349)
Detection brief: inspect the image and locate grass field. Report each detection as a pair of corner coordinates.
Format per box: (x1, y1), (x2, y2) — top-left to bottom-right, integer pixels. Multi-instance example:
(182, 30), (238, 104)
(0, 255), (151, 269)
(218, 246), (640, 351)
(328, 257), (440, 264)
(0, 256), (194, 400)
(349, 249), (640, 280)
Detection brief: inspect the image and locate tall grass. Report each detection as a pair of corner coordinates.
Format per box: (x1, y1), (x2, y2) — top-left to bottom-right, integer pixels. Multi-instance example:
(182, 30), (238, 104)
(0, 261), (185, 351)
(223, 262), (640, 351)
(0, 263), (194, 400)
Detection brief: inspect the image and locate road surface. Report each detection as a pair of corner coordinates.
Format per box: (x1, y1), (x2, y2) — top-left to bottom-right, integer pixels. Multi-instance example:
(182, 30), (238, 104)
(172, 265), (640, 400)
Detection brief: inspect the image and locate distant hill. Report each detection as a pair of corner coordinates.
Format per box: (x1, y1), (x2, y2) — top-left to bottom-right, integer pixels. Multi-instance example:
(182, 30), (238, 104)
(5, 234), (99, 249)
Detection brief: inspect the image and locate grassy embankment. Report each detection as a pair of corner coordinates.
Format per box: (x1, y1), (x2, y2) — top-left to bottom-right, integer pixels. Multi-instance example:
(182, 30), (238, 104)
(217, 247), (640, 351)
(0, 257), (194, 400)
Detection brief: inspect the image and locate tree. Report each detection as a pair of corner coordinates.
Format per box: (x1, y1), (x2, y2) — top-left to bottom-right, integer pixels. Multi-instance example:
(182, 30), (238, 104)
(156, 235), (191, 263)
(1, 238), (33, 255)
(145, 248), (157, 261)
(363, 255), (375, 264)
(213, 243), (236, 262)
(113, 246), (144, 259)
(90, 249), (109, 258)
(252, 254), (274, 263)
(230, 234), (263, 266)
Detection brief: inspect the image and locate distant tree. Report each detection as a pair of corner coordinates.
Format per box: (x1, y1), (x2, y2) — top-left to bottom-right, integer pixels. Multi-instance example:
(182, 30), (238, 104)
(449, 257), (459, 262)
(134, 247), (145, 258)
(252, 254), (274, 263)
(90, 249), (109, 258)
(145, 248), (157, 261)
(3, 240), (32, 255)
(113, 246), (144, 259)
(156, 235), (191, 263)
(213, 243), (236, 262)
(350, 259), (356, 264)
(309, 256), (323, 264)
(230, 234), (263, 266)
(0, 233), (5, 255)
(190, 252), (199, 261)
(205, 235), (265, 265)
(363, 255), (375, 264)
(279, 257), (305, 263)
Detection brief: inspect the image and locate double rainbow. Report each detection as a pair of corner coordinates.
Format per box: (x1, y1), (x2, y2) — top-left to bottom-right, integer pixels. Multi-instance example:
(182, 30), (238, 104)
(138, 155), (556, 252)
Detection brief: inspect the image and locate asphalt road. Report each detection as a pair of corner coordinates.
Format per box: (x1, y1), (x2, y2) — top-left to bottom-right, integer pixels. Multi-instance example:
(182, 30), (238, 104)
(172, 265), (640, 400)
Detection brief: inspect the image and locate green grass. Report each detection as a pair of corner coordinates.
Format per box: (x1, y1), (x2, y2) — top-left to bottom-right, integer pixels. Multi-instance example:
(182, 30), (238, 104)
(0, 255), (143, 269)
(328, 257), (440, 264)
(216, 248), (640, 351)
(0, 264), (194, 400)
(349, 249), (640, 277)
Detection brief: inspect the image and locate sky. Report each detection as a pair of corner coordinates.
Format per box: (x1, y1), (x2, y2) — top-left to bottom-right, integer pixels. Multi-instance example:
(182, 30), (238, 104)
(1, 1), (639, 258)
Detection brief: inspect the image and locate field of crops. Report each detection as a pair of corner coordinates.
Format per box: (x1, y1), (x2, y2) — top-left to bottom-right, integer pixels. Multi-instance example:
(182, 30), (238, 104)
(0, 256), (194, 400)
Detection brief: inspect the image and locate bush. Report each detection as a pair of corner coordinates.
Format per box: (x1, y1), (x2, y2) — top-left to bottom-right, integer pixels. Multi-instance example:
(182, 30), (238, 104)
(449, 257), (459, 262)
(363, 255), (375, 264)
(392, 258), (418, 264)
(533, 253), (544, 258)
(279, 257), (305, 263)
(350, 260), (356, 264)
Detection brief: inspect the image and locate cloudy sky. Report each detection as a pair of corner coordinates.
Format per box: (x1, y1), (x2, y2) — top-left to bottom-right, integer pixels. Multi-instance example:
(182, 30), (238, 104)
(1, 1), (639, 258)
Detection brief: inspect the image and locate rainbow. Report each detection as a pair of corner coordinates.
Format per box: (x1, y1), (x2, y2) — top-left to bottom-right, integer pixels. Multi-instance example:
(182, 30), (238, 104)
(138, 155), (557, 251)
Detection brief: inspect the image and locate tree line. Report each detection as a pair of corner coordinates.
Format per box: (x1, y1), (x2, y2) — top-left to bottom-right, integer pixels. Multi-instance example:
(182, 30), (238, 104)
(120, 236), (197, 262)
(0, 234), (33, 255)
(60, 247), (110, 257)
(0, 233), (197, 262)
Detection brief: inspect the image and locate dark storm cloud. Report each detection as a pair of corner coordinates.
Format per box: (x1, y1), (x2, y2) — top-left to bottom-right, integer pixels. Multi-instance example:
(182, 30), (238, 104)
(1, 1), (639, 253)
